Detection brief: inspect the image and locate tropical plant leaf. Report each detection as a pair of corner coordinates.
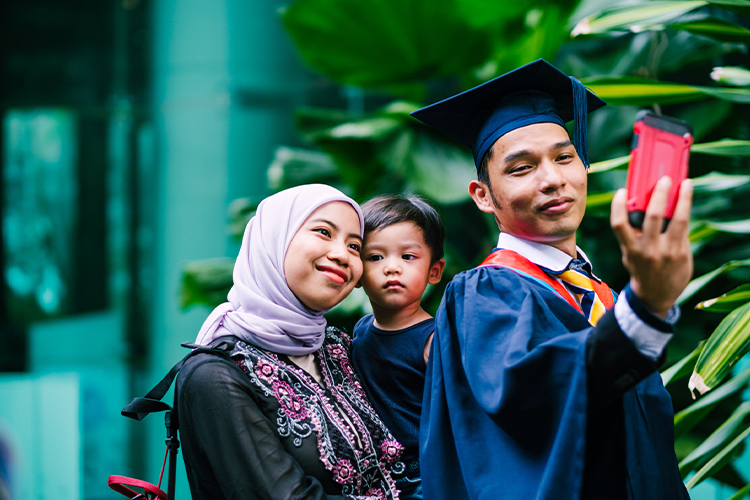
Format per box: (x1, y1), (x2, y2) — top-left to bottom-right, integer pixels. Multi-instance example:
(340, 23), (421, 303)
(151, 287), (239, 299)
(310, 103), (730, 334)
(706, 0), (750, 18)
(697, 284), (750, 313)
(583, 77), (706, 105)
(584, 77), (750, 105)
(692, 172), (750, 193)
(674, 363), (750, 438)
(698, 85), (750, 103)
(690, 219), (750, 252)
(227, 197), (261, 239)
(588, 155), (630, 173)
(662, 342), (705, 386)
(685, 424), (750, 489)
(267, 147), (343, 192)
(587, 139), (750, 177)
(678, 258), (750, 304)
(724, 483), (750, 500)
(281, 0), (509, 97)
(671, 18), (750, 41)
(571, 1), (707, 37)
(712, 66), (750, 86)
(679, 401), (750, 476)
(691, 139), (750, 156)
(180, 258), (234, 309)
(690, 302), (750, 396)
(572, 1), (750, 42)
(585, 190), (616, 209)
(405, 130), (475, 205)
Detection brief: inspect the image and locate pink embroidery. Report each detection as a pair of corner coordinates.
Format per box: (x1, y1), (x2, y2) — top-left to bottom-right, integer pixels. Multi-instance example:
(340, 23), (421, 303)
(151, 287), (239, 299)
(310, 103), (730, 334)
(328, 344), (347, 359)
(333, 458), (356, 485)
(380, 440), (403, 464)
(253, 358), (277, 384)
(366, 487), (386, 499)
(273, 380), (308, 420)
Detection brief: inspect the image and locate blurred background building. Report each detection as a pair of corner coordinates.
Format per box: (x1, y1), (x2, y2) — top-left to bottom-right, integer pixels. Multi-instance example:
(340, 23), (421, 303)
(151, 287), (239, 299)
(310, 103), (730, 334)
(0, 0), (324, 497)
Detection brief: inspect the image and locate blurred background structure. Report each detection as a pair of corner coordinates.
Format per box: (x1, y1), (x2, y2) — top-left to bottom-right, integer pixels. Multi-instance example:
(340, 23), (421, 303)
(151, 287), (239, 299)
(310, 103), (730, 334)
(0, 0), (749, 498)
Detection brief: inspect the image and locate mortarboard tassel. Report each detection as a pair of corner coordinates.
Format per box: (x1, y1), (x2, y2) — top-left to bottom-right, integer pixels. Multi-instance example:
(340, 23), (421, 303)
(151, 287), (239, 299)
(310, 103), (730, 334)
(570, 76), (590, 169)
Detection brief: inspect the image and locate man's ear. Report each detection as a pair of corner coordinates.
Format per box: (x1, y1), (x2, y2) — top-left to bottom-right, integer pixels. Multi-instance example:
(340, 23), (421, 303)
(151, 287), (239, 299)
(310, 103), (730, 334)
(468, 180), (495, 214)
(428, 259), (446, 285)
(469, 181), (494, 214)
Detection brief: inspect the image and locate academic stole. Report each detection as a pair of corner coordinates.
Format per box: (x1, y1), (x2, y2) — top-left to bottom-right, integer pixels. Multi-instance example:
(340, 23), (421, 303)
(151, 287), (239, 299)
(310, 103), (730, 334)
(479, 249), (615, 326)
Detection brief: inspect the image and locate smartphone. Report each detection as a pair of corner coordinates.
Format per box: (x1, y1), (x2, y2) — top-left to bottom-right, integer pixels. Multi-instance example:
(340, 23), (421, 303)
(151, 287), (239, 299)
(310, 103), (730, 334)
(626, 111), (692, 230)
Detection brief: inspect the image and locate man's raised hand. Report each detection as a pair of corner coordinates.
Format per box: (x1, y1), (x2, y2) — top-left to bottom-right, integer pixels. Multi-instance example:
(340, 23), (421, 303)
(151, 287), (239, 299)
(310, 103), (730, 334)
(610, 177), (694, 318)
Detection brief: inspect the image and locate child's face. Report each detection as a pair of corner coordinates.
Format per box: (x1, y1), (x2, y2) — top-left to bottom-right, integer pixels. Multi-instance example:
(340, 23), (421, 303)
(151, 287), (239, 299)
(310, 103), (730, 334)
(285, 201), (363, 311)
(360, 221), (443, 313)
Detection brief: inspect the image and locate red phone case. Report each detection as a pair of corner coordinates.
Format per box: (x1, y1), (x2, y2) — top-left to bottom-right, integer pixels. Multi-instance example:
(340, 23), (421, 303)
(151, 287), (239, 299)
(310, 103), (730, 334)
(626, 111), (692, 230)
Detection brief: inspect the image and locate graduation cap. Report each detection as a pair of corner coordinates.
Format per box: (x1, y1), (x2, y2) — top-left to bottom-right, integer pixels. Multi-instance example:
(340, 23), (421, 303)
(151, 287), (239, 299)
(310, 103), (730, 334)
(411, 59), (606, 171)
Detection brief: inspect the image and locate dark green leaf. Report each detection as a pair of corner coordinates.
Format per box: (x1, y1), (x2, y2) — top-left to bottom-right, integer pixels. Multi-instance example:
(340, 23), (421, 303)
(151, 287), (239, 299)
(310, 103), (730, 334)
(571, 1), (706, 37)
(724, 483), (750, 500)
(678, 258), (750, 304)
(690, 302), (750, 395)
(674, 364), (750, 438)
(180, 258), (234, 309)
(662, 342), (705, 386)
(281, 0), (502, 96)
(679, 401), (750, 476)
(267, 147), (343, 191)
(697, 284), (750, 313)
(685, 424), (750, 489)
(692, 140), (750, 156)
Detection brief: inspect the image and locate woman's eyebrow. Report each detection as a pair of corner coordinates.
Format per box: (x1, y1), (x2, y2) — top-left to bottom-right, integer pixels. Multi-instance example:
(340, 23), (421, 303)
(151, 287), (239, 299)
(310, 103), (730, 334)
(308, 218), (361, 242)
(309, 218), (338, 231)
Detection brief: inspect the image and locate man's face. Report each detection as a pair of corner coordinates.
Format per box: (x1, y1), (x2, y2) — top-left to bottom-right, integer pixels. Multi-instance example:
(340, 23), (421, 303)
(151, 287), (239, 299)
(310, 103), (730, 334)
(470, 122), (588, 254)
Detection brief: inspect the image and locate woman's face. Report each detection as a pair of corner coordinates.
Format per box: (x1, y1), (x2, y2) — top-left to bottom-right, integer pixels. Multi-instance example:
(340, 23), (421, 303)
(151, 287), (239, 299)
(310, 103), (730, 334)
(284, 201), (363, 311)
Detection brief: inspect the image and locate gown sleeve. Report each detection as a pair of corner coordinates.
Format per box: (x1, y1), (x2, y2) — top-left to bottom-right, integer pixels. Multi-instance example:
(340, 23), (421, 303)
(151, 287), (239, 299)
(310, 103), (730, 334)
(177, 353), (350, 500)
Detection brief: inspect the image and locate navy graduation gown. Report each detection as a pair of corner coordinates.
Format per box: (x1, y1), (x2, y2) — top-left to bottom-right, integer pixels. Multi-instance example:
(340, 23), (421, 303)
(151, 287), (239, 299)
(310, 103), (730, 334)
(420, 265), (688, 500)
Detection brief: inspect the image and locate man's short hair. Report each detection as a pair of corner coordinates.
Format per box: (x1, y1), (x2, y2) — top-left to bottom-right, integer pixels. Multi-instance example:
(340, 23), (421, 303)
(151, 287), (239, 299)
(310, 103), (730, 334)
(478, 146), (494, 186)
(362, 195), (445, 264)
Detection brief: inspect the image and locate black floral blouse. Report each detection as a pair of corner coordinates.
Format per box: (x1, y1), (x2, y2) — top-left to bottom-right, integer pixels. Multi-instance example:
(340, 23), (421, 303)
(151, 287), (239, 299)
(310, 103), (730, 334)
(177, 327), (405, 500)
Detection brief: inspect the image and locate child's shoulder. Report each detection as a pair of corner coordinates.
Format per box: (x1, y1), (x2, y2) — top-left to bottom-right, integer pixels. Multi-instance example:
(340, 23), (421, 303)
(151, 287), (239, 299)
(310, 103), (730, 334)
(352, 314), (375, 339)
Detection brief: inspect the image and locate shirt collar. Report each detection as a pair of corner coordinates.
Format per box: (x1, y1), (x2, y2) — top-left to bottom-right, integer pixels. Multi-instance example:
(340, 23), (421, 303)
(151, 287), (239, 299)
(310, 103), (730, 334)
(496, 232), (593, 274)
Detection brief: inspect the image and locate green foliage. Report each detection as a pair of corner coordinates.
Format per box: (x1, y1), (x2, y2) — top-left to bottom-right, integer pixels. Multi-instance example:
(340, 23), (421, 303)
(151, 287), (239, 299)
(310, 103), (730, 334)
(180, 258), (234, 309)
(690, 302), (750, 395)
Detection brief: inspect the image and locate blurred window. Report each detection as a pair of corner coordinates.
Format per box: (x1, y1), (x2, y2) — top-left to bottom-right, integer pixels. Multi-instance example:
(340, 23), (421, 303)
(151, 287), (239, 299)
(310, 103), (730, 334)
(3, 109), (77, 321)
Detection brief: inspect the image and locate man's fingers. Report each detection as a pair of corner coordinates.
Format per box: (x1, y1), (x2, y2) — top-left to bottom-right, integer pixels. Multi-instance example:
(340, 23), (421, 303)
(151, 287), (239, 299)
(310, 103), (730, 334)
(666, 179), (693, 241)
(642, 177), (672, 237)
(610, 188), (634, 247)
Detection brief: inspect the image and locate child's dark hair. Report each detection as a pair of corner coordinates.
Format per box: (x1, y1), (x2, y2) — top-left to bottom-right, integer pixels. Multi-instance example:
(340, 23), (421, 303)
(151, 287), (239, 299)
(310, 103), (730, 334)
(361, 195), (445, 264)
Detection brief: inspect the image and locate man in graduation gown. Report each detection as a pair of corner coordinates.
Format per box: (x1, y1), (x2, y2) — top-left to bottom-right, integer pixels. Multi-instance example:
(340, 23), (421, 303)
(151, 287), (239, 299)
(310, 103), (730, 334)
(410, 59), (692, 499)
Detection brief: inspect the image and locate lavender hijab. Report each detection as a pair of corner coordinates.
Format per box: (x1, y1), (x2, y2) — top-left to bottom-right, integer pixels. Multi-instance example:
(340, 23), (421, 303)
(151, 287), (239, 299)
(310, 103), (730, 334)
(195, 184), (364, 355)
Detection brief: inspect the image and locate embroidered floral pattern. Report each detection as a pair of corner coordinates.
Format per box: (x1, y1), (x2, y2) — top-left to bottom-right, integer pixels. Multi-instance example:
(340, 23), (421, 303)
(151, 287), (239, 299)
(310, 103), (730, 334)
(334, 458), (356, 485)
(380, 440), (404, 465)
(253, 358), (277, 384)
(231, 327), (403, 499)
(272, 380), (308, 420)
(327, 343), (347, 359)
(365, 488), (386, 499)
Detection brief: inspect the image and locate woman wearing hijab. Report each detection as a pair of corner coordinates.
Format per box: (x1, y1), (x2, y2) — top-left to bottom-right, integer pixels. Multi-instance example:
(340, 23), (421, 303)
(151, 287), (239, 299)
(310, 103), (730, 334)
(176, 185), (404, 500)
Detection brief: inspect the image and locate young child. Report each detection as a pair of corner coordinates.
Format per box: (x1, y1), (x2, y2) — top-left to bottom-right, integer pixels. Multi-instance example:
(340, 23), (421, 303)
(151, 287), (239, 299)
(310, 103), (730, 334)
(351, 195), (446, 500)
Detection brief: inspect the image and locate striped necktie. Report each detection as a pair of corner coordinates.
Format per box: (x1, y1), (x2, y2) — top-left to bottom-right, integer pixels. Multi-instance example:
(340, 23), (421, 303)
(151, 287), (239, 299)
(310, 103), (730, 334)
(556, 266), (607, 326)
